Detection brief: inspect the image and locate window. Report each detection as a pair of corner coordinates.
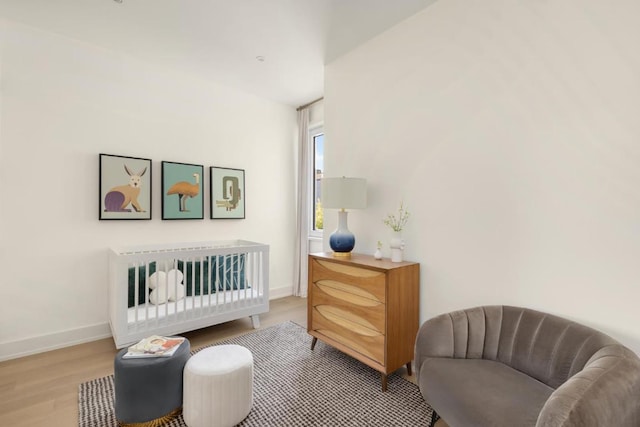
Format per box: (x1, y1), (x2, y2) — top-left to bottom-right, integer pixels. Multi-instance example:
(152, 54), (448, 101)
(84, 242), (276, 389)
(310, 126), (324, 236)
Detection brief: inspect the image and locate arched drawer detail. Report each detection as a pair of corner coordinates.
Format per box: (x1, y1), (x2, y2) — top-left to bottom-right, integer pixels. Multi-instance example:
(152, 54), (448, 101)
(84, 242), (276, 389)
(316, 280), (382, 305)
(317, 259), (383, 278)
(315, 304), (382, 335)
(311, 259), (386, 303)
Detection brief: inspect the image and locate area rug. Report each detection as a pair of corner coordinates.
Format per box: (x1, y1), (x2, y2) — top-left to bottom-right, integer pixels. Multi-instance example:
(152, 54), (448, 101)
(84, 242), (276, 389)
(79, 321), (433, 426)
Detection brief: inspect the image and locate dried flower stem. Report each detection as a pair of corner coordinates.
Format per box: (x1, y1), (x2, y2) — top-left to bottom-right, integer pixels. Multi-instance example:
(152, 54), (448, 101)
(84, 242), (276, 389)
(383, 202), (410, 232)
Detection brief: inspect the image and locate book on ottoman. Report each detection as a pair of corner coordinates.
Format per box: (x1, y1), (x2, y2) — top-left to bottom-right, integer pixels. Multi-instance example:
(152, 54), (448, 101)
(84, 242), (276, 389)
(123, 336), (185, 358)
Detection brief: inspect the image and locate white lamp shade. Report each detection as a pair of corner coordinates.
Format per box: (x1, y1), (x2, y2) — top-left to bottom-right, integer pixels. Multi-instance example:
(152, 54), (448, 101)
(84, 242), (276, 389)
(322, 177), (367, 210)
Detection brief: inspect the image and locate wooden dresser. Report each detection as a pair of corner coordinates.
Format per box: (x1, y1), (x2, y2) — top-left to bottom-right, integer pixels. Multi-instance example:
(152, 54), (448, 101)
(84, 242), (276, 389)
(307, 252), (420, 391)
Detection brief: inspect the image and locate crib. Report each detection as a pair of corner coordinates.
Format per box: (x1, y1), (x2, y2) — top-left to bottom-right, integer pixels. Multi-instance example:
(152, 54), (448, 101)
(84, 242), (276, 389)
(108, 240), (269, 348)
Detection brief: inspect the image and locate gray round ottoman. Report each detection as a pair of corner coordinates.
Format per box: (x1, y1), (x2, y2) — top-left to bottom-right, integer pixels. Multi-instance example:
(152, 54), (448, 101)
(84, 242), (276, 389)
(114, 338), (191, 425)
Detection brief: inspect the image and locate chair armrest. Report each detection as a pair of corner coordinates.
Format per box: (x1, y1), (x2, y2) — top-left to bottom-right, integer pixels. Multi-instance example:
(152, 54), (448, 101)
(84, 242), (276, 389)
(536, 346), (640, 427)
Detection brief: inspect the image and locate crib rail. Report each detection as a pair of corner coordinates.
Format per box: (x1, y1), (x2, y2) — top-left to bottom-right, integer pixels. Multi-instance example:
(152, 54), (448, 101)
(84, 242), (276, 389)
(108, 240), (269, 348)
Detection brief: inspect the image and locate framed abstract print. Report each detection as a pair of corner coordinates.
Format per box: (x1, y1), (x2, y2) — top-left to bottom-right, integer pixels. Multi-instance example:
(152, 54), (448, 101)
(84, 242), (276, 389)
(210, 166), (245, 219)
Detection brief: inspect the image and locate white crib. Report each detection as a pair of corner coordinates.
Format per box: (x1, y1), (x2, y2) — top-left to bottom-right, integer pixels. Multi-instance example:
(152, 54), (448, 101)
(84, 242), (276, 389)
(108, 240), (269, 348)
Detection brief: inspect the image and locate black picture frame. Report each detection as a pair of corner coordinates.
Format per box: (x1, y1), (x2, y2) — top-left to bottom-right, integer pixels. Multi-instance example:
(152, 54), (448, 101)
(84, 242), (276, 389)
(210, 166), (245, 219)
(161, 161), (204, 220)
(99, 154), (152, 220)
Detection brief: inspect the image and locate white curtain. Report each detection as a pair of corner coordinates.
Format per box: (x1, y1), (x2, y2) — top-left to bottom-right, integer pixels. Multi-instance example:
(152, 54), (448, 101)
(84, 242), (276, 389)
(293, 108), (310, 297)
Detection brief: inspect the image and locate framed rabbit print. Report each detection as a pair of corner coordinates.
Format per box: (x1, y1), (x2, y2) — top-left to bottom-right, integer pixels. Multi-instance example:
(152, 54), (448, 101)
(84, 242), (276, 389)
(99, 154), (152, 220)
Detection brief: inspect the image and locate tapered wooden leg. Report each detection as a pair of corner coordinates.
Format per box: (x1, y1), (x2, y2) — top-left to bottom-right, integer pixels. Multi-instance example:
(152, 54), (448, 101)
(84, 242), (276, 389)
(406, 361), (412, 376)
(311, 337), (317, 350)
(381, 373), (388, 392)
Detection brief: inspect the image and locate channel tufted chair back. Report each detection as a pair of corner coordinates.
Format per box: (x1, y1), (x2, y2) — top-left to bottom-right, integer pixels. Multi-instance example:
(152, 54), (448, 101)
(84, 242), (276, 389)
(430, 306), (619, 388)
(415, 305), (640, 426)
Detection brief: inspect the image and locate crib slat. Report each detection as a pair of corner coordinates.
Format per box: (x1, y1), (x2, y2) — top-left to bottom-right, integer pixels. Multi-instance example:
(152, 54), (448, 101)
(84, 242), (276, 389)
(207, 256), (213, 314)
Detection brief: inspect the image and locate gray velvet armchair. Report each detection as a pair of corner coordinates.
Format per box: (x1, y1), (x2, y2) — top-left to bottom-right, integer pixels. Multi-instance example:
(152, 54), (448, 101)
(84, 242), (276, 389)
(415, 305), (640, 427)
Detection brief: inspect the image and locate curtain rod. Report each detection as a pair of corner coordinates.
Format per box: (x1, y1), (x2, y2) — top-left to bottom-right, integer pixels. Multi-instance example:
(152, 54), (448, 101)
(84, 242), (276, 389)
(296, 97), (324, 111)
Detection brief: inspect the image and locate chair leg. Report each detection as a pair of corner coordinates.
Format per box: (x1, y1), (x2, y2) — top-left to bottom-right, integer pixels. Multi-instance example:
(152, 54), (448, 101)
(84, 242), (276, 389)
(429, 410), (440, 427)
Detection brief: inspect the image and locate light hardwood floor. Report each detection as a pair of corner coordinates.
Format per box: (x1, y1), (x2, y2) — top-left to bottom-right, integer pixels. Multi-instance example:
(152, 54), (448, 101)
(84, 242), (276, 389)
(0, 296), (307, 427)
(0, 296), (417, 427)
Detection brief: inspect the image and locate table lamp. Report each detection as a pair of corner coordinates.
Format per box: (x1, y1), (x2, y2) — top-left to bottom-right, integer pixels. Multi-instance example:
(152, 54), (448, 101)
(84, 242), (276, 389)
(321, 177), (367, 257)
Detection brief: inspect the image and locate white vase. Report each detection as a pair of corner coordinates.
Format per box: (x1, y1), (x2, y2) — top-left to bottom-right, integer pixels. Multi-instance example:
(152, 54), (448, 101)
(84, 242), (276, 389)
(374, 248), (383, 260)
(389, 232), (405, 263)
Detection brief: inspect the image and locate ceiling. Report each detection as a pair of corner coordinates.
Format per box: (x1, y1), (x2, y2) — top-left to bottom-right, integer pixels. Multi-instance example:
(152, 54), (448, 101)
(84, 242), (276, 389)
(0, 0), (437, 107)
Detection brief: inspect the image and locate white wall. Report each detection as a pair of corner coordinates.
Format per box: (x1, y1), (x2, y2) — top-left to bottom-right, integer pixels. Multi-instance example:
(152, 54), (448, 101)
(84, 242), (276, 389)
(324, 0), (640, 353)
(0, 20), (297, 360)
(308, 99), (324, 128)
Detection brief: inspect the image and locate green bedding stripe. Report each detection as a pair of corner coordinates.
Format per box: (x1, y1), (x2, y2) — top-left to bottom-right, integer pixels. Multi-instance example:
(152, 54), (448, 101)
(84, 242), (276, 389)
(127, 254), (248, 308)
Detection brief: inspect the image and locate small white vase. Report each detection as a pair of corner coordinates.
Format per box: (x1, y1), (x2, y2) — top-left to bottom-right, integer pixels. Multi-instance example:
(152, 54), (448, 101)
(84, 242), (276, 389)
(374, 248), (383, 260)
(389, 232), (405, 263)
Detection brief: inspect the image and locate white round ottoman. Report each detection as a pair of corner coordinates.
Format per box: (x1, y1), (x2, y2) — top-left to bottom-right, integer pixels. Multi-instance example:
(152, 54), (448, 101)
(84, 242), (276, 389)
(183, 344), (254, 427)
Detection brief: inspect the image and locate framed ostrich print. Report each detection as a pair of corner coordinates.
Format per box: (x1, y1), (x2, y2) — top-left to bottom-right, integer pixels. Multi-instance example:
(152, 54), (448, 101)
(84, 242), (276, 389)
(210, 166), (245, 219)
(99, 153), (152, 220)
(161, 161), (204, 220)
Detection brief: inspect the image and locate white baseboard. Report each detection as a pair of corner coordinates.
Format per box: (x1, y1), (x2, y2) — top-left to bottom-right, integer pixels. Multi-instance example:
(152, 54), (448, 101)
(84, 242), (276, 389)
(0, 285), (296, 362)
(0, 322), (112, 362)
(269, 284), (293, 300)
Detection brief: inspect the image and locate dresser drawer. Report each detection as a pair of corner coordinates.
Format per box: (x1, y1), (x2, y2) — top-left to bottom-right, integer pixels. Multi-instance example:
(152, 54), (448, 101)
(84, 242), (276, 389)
(311, 258), (386, 303)
(311, 282), (385, 333)
(311, 306), (385, 364)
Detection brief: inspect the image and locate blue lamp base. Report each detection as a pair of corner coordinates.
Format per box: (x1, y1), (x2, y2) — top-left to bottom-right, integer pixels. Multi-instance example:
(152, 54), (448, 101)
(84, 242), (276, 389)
(329, 210), (355, 257)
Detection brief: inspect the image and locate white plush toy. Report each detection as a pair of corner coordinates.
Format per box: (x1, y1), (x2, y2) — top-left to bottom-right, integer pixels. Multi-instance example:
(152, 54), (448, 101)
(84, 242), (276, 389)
(148, 269), (186, 305)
